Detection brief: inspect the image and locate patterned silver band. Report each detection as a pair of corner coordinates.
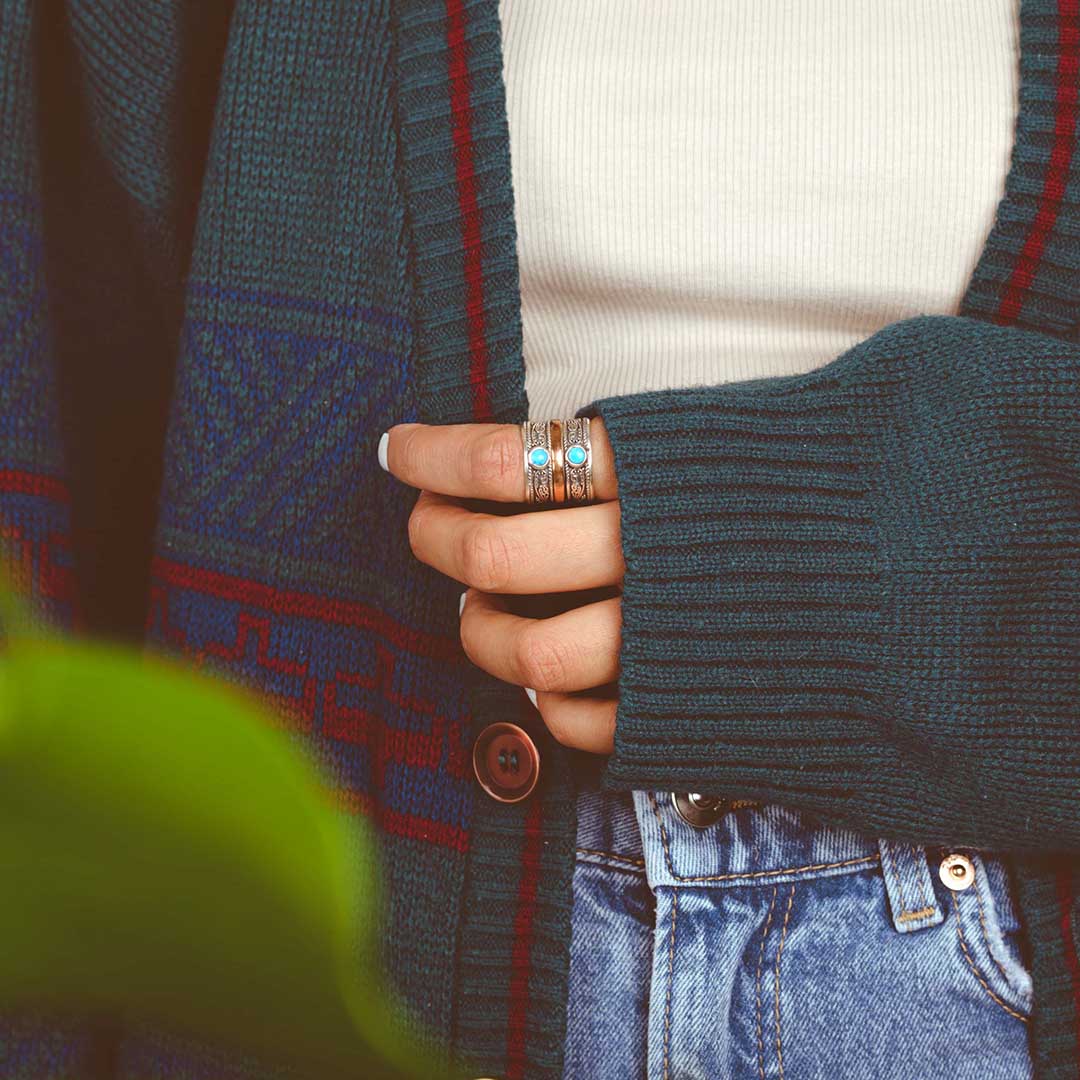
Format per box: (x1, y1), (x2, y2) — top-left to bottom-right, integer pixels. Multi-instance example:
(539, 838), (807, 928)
(561, 417), (594, 503)
(521, 420), (553, 504)
(521, 417), (593, 506)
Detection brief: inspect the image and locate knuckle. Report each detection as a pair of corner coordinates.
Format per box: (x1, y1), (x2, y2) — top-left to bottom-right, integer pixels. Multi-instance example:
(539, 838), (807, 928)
(518, 629), (571, 692)
(460, 521), (515, 591)
(468, 429), (520, 490)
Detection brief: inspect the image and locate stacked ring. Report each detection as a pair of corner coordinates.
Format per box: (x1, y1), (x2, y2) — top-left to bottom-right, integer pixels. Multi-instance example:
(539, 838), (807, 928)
(522, 417), (594, 506)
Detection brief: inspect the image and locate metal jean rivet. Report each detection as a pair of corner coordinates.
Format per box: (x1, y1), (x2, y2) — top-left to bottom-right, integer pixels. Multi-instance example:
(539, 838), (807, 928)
(939, 853), (975, 891)
(672, 791), (730, 829)
(688, 793), (722, 811)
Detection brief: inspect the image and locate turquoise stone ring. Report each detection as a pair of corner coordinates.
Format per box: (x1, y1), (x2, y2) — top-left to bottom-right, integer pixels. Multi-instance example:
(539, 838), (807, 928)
(521, 417), (593, 506)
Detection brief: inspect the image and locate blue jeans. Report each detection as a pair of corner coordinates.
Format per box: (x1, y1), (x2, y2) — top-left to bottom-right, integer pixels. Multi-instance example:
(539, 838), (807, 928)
(564, 785), (1033, 1079)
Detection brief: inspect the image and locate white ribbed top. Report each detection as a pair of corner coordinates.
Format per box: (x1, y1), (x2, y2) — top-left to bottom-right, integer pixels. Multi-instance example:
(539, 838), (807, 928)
(498, 0), (1021, 419)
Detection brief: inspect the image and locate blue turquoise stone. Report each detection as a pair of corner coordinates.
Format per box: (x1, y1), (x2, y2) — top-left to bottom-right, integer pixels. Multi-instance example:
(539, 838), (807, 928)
(566, 445), (587, 466)
(528, 447), (550, 468)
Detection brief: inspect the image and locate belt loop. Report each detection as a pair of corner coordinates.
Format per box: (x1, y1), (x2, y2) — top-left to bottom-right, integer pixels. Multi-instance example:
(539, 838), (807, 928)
(877, 838), (944, 933)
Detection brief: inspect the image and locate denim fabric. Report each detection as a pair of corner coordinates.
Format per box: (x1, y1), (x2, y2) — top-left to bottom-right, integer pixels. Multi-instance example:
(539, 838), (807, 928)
(564, 786), (1033, 1080)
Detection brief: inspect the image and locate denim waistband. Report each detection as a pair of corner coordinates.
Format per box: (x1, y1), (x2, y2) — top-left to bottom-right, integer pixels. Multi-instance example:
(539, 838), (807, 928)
(634, 790), (880, 888)
(574, 784), (943, 932)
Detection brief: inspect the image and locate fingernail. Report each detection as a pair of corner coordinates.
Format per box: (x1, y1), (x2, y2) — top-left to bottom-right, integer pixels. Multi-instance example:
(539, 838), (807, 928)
(377, 431), (390, 471)
(459, 591), (468, 616)
(524, 687), (537, 708)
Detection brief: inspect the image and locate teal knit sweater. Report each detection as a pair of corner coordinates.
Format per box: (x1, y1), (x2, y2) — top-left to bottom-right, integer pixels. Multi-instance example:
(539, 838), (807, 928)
(1, 1), (1079, 1078)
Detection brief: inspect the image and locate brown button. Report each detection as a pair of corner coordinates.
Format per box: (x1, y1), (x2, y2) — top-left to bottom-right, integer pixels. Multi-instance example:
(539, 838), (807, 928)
(472, 723), (540, 804)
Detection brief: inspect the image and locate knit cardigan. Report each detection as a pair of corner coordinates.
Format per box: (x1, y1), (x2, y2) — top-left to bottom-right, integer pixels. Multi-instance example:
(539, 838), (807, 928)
(1, 1), (1079, 1078)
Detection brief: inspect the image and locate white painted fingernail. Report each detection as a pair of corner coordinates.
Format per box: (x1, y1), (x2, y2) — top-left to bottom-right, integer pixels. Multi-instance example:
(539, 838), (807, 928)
(524, 687), (537, 708)
(377, 431), (390, 471)
(459, 591), (468, 616)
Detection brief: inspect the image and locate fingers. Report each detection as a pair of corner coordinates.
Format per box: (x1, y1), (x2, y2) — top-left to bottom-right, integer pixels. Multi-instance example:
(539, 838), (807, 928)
(459, 590), (621, 693)
(457, 588), (621, 754)
(408, 491), (624, 593)
(527, 688), (617, 755)
(389, 419), (624, 757)
(382, 418), (617, 503)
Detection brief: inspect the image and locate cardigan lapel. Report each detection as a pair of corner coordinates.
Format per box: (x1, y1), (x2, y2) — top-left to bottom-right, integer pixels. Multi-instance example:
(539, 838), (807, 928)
(392, 3), (577, 1076)
(393, 0), (529, 424)
(962, 0), (1080, 338)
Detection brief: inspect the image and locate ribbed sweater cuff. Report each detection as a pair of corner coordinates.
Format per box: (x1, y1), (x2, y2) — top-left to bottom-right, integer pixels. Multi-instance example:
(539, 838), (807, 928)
(581, 314), (1080, 850)
(580, 359), (896, 811)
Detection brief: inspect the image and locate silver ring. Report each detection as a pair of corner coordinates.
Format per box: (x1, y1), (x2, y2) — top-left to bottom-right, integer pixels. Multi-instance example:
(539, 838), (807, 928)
(522, 418), (593, 506)
(522, 420), (553, 504)
(562, 417), (594, 503)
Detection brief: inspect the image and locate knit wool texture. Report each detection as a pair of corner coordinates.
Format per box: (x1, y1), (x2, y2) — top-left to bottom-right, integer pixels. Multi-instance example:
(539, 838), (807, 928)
(1, 1), (1079, 1079)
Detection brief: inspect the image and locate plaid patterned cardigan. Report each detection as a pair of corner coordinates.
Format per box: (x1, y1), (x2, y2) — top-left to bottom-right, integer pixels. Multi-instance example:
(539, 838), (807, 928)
(2, 1), (1080, 1077)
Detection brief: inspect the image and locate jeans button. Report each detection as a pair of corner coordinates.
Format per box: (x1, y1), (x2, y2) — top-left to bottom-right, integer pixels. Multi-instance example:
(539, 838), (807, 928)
(472, 722), (540, 803)
(672, 791), (730, 828)
(939, 853), (976, 891)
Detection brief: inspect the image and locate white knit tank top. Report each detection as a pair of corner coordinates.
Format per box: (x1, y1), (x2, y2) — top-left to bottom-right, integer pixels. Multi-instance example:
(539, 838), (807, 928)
(497, 0), (1021, 419)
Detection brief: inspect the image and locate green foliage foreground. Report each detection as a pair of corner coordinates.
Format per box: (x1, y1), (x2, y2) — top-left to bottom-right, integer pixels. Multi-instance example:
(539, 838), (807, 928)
(0, 633), (430, 1078)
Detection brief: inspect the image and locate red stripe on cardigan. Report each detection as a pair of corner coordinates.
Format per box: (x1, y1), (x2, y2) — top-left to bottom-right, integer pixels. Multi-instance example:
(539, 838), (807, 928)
(0, 469), (70, 502)
(446, 0), (493, 420)
(151, 556), (462, 661)
(335, 791), (470, 854)
(996, 0), (1080, 325)
(325, 654), (472, 781)
(1056, 869), (1080, 1070)
(505, 797), (545, 1079)
(0, 525), (75, 611)
(194, 614), (472, 779)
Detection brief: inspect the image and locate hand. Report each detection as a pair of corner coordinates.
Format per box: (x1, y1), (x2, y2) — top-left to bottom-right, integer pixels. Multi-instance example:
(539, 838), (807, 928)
(381, 421), (622, 754)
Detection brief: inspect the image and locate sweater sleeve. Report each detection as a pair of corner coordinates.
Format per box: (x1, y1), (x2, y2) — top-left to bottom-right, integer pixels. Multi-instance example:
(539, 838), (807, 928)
(579, 313), (1080, 854)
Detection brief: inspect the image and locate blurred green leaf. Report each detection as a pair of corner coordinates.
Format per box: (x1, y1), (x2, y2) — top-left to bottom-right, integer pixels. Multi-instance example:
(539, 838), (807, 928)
(0, 637), (435, 1078)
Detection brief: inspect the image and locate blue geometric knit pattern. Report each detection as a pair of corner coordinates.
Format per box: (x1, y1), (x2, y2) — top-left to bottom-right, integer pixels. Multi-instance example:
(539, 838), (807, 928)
(142, 262), (488, 839)
(160, 284), (416, 570)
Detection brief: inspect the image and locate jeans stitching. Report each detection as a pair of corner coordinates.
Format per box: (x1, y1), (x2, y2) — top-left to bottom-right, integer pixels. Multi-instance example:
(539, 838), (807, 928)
(896, 906), (938, 923)
(885, 840), (911, 914)
(575, 846), (646, 870)
(950, 890), (1028, 1024)
(774, 885), (796, 1080)
(911, 845), (930, 909)
(756, 885), (780, 1080)
(663, 888), (679, 1080)
(884, 839), (935, 923)
(972, 874), (1024, 1000)
(648, 793), (880, 883)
